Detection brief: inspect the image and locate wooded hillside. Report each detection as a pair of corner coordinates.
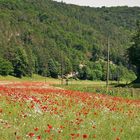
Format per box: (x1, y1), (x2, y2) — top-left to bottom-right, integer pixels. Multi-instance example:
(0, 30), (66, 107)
(0, 0), (139, 80)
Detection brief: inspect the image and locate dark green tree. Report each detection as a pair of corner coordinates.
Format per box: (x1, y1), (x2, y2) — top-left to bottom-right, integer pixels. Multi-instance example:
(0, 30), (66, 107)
(78, 66), (91, 80)
(48, 59), (59, 78)
(128, 21), (140, 83)
(64, 58), (72, 74)
(13, 46), (29, 78)
(0, 58), (13, 76)
(91, 45), (102, 61)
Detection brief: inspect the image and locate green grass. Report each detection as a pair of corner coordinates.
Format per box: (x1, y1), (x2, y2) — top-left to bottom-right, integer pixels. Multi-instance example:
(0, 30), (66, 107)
(0, 74), (60, 83)
(0, 75), (21, 81)
(54, 82), (140, 99)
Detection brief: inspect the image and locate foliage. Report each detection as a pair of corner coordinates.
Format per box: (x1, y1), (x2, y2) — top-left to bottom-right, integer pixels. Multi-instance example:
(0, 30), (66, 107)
(0, 58), (13, 76)
(0, 0), (139, 80)
(48, 59), (59, 78)
(77, 60), (136, 81)
(128, 21), (140, 82)
(13, 46), (30, 77)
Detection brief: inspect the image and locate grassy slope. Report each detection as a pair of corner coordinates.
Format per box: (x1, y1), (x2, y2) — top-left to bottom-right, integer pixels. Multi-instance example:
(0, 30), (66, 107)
(0, 75), (59, 83)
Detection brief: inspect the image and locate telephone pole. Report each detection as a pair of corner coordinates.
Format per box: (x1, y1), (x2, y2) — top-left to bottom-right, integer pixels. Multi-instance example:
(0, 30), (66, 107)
(61, 51), (63, 85)
(106, 37), (110, 90)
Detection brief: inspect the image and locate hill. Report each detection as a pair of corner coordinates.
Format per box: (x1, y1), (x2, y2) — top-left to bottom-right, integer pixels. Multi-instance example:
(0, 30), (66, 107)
(0, 0), (139, 80)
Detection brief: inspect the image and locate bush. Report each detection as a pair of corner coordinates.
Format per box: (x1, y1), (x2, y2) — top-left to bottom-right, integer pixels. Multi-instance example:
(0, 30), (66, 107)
(0, 58), (13, 76)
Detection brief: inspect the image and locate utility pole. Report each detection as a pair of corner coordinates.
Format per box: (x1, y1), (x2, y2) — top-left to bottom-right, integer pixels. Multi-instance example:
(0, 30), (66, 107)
(106, 37), (110, 91)
(61, 51), (63, 85)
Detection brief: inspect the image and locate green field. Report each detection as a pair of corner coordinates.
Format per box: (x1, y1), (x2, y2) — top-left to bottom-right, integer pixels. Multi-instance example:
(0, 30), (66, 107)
(0, 80), (140, 140)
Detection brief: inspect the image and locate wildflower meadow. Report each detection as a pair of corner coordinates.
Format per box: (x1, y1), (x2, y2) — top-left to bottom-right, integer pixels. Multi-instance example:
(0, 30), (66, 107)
(0, 81), (140, 140)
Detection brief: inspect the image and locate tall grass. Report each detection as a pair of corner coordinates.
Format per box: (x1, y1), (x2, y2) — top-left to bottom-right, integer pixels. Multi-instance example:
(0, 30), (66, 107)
(54, 84), (140, 99)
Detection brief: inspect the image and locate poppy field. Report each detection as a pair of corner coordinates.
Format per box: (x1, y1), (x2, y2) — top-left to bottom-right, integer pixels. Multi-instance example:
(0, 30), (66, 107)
(0, 81), (140, 140)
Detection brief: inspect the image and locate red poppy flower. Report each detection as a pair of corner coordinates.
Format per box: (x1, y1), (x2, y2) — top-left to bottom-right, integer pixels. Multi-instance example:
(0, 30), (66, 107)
(83, 134), (88, 139)
(93, 134), (96, 138)
(116, 137), (120, 140)
(37, 135), (41, 140)
(47, 124), (52, 129)
(34, 127), (39, 131)
(28, 132), (35, 137)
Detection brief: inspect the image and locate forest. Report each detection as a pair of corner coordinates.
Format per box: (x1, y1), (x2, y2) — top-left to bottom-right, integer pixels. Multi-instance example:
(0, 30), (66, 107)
(0, 0), (140, 81)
